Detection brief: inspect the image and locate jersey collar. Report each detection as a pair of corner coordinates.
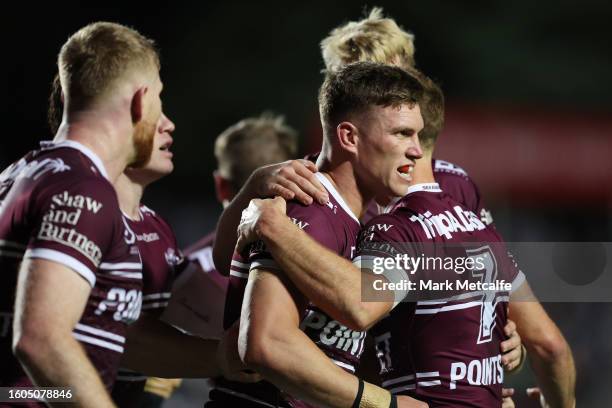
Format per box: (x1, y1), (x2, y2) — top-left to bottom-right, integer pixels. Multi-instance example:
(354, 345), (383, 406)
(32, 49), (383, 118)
(314, 172), (360, 224)
(40, 140), (109, 181)
(406, 182), (442, 195)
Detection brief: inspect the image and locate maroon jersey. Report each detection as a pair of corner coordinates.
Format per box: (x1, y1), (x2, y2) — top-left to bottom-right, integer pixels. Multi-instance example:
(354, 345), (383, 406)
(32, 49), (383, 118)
(184, 231), (228, 291)
(213, 173), (364, 408)
(0, 141), (142, 397)
(113, 205), (187, 406)
(362, 159), (494, 227)
(354, 183), (524, 407)
(160, 231), (228, 340)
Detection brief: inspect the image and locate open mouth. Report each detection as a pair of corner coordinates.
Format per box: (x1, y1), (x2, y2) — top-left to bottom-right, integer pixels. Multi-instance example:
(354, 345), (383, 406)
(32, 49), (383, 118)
(397, 164), (414, 180)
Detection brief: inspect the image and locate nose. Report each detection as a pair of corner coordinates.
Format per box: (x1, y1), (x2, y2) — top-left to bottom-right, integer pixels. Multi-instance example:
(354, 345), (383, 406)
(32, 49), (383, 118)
(160, 112), (176, 134)
(406, 135), (423, 160)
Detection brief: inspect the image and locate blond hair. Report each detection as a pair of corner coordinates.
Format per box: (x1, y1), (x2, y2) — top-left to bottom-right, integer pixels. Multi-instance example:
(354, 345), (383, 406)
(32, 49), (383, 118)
(58, 22), (159, 111)
(321, 7), (415, 73)
(215, 113), (298, 191)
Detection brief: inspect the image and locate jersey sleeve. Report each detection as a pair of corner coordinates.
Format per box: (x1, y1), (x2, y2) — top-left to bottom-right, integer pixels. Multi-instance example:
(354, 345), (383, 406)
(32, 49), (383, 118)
(466, 177), (495, 227)
(352, 213), (417, 306)
(24, 177), (120, 287)
(501, 249), (526, 293)
(249, 202), (340, 272)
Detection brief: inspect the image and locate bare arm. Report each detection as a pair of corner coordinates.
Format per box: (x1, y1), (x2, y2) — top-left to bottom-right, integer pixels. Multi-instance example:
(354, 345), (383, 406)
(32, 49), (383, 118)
(121, 312), (260, 382)
(237, 197), (399, 331)
(239, 267), (425, 408)
(121, 313), (220, 378)
(509, 283), (576, 408)
(213, 160), (328, 276)
(12, 259), (115, 408)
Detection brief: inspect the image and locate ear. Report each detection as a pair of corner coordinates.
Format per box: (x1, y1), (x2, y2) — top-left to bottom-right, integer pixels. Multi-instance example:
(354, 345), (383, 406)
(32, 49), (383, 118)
(336, 121), (359, 155)
(214, 171), (235, 206)
(130, 86), (148, 124)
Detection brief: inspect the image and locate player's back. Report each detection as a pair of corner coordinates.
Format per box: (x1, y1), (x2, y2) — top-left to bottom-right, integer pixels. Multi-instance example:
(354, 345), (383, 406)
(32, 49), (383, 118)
(0, 141), (142, 393)
(358, 183), (524, 407)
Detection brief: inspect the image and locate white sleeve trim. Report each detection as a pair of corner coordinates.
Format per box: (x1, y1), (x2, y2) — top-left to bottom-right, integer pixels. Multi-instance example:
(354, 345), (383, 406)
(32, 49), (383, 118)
(250, 258), (280, 272)
(25, 248), (96, 287)
(510, 270), (526, 293)
(353, 255), (409, 309)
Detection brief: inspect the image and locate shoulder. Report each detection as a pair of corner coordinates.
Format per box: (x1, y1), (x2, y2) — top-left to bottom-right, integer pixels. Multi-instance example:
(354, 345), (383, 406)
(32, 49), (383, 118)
(433, 159), (470, 179)
(285, 200), (334, 233)
(139, 205), (173, 233)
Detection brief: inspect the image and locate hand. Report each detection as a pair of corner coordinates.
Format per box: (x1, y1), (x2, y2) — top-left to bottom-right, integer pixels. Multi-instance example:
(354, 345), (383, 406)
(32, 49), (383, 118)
(527, 387), (550, 408)
(502, 387), (515, 408)
(216, 324), (262, 383)
(501, 318), (524, 372)
(249, 160), (328, 205)
(397, 395), (429, 408)
(236, 197), (287, 252)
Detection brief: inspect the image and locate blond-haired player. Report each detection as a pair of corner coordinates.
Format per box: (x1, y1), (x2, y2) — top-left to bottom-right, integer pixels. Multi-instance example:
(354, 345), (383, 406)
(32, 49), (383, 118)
(1, 22), (162, 407)
(314, 8), (575, 407)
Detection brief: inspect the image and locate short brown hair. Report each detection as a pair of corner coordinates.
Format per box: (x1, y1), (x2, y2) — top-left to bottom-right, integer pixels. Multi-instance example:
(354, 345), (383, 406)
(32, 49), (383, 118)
(215, 113), (298, 191)
(319, 61), (424, 135)
(404, 67), (445, 151)
(321, 7), (415, 73)
(58, 22), (159, 111)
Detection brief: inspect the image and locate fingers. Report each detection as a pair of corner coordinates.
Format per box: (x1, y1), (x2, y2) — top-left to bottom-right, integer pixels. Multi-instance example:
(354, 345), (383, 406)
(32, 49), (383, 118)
(501, 320), (522, 370)
(267, 183), (295, 201)
(504, 319), (517, 337)
(276, 177), (314, 205)
(501, 388), (515, 408)
(526, 387), (542, 398)
(293, 160), (329, 204)
(257, 160), (329, 205)
(300, 158), (318, 173)
(502, 345), (522, 370)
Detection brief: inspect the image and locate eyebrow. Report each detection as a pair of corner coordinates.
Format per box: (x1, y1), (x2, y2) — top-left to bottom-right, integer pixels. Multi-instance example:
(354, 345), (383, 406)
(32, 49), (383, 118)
(389, 126), (416, 134)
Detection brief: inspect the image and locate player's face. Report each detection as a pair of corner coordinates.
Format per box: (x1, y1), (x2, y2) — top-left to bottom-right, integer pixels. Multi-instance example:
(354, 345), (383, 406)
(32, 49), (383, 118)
(131, 72), (163, 168)
(354, 103), (424, 198)
(125, 112), (175, 185)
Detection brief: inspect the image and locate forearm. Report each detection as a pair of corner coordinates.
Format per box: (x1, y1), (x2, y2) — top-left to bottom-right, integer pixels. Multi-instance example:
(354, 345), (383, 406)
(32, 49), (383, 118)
(260, 215), (372, 329)
(16, 334), (114, 407)
(122, 314), (221, 378)
(509, 292), (575, 408)
(528, 341), (576, 408)
(244, 324), (361, 407)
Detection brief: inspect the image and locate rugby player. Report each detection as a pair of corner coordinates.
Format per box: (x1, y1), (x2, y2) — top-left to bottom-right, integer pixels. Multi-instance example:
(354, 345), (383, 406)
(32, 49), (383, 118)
(220, 62), (431, 407)
(182, 113), (302, 303)
(0, 22), (160, 407)
(47, 77), (267, 406)
(232, 65), (524, 406)
(176, 114), (308, 405)
(319, 9), (575, 407)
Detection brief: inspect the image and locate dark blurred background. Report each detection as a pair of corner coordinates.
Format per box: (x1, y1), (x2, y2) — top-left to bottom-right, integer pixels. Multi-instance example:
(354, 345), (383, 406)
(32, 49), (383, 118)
(2, 1), (611, 406)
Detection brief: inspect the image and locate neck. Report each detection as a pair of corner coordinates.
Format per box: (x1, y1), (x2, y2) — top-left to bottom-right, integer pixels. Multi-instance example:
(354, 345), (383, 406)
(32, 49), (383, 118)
(317, 155), (370, 218)
(410, 152), (436, 185)
(54, 110), (132, 183)
(114, 173), (145, 220)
